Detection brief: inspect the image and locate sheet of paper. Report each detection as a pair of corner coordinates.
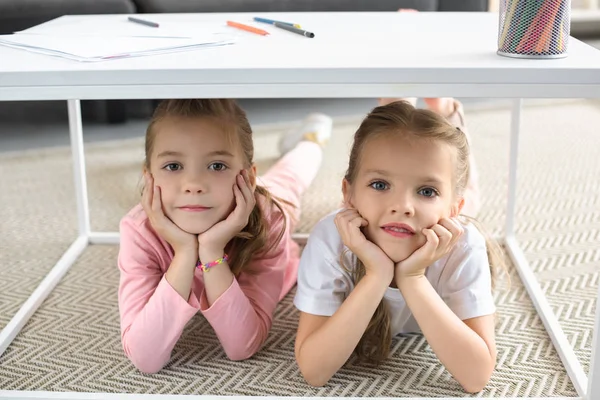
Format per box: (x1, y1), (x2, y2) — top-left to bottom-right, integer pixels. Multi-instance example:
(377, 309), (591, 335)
(18, 16), (231, 39)
(0, 33), (234, 62)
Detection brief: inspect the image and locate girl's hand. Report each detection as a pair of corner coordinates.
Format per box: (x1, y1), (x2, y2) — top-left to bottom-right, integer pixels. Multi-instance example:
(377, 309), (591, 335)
(198, 170), (256, 261)
(142, 172), (198, 255)
(334, 208), (394, 283)
(395, 217), (464, 280)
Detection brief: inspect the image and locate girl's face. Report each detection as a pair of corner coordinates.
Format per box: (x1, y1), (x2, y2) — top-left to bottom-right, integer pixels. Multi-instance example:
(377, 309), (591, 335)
(148, 117), (252, 235)
(343, 133), (464, 263)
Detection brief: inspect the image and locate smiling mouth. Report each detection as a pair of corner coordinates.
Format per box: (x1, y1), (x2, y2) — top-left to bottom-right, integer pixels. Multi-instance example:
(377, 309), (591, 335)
(381, 226), (415, 238)
(178, 206), (211, 212)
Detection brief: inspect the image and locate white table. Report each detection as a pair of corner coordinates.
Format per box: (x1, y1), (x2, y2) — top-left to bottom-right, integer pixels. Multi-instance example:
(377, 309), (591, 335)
(1, 12), (600, 400)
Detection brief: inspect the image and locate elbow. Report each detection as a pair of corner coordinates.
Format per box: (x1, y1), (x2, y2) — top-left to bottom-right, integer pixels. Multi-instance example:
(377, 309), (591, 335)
(223, 321), (270, 361)
(296, 358), (332, 387)
(134, 361), (165, 375)
(295, 342), (333, 387)
(458, 365), (494, 394)
(223, 339), (263, 361)
(461, 379), (489, 394)
(302, 374), (330, 388)
(126, 349), (167, 374)
(225, 349), (254, 361)
(122, 339), (167, 374)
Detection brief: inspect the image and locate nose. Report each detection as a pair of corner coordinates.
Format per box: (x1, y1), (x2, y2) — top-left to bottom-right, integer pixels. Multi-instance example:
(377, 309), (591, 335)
(390, 193), (415, 217)
(182, 170), (206, 194)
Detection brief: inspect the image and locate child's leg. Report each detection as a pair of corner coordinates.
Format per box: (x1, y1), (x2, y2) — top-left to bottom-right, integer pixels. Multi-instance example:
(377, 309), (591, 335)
(258, 113), (332, 231)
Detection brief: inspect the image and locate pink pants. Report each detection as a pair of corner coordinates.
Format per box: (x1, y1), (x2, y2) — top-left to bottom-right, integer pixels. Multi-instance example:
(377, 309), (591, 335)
(257, 142), (323, 231)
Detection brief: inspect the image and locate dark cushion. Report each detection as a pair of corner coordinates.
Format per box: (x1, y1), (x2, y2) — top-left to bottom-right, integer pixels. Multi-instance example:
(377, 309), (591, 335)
(133, 0), (438, 13)
(0, 0), (136, 19)
(438, 0), (488, 11)
(0, 0), (136, 34)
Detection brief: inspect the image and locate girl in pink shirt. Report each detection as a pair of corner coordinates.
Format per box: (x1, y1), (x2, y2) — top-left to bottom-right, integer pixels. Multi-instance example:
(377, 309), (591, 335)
(118, 99), (331, 373)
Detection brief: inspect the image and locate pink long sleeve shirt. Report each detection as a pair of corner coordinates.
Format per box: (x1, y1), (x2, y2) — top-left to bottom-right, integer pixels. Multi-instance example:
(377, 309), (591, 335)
(117, 202), (299, 373)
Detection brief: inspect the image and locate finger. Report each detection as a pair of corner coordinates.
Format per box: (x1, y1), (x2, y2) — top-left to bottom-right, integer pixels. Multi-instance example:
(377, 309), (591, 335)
(235, 174), (250, 204)
(238, 173), (255, 206)
(439, 217), (464, 239)
(349, 215), (368, 229)
(438, 217), (463, 249)
(152, 185), (164, 215)
(242, 169), (253, 189)
(336, 215), (367, 248)
(233, 182), (253, 229)
(337, 208), (360, 223)
(334, 210), (351, 228)
(335, 209), (356, 229)
(334, 208), (363, 235)
(431, 224), (452, 249)
(407, 228), (439, 262)
(141, 174), (152, 213)
(334, 211), (346, 232)
(232, 182), (245, 209)
(422, 228), (440, 251)
(243, 170), (257, 201)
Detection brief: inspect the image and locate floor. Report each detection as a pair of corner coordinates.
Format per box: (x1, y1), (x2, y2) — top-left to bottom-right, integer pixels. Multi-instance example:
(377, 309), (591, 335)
(3, 99), (600, 397)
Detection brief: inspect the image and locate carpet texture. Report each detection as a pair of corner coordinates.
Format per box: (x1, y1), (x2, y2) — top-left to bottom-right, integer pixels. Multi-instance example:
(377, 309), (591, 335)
(1, 99), (600, 397)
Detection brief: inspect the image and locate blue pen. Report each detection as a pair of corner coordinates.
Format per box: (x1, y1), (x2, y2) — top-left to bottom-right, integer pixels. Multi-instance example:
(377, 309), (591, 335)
(253, 17), (301, 29)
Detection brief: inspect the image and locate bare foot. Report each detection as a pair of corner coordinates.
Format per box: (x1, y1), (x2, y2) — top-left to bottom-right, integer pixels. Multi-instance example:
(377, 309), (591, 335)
(423, 97), (456, 117)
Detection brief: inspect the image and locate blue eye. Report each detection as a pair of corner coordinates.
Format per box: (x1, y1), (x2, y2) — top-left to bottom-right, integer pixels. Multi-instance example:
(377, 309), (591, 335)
(163, 163), (181, 172)
(209, 162), (227, 172)
(369, 181), (388, 191)
(418, 187), (439, 198)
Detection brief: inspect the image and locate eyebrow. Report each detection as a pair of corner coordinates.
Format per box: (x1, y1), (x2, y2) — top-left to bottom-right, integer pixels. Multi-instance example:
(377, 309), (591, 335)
(363, 169), (392, 177)
(363, 169), (444, 185)
(420, 177), (444, 186)
(156, 150), (183, 158)
(156, 150), (235, 158)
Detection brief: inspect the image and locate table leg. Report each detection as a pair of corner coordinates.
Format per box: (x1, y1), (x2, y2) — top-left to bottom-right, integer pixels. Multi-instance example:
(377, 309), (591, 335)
(505, 99), (521, 239)
(0, 100), (91, 357)
(67, 99), (91, 236)
(587, 289), (600, 398)
(503, 98), (587, 396)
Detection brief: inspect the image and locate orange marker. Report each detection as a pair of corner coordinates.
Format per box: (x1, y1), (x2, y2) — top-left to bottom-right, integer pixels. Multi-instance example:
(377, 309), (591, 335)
(226, 21), (269, 36)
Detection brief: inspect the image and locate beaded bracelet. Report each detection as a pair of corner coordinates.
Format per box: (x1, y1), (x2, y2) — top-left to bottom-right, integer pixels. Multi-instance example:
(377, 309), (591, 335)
(196, 254), (229, 272)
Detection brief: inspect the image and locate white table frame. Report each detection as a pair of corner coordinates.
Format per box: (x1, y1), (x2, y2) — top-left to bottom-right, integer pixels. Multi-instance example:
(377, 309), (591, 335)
(1, 11), (600, 400)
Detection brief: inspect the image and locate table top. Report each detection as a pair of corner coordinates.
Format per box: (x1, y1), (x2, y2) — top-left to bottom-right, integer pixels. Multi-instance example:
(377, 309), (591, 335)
(2, 12), (600, 100)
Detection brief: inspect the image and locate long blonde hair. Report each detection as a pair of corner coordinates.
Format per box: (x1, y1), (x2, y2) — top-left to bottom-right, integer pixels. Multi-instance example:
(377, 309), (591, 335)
(143, 99), (288, 275)
(342, 100), (506, 363)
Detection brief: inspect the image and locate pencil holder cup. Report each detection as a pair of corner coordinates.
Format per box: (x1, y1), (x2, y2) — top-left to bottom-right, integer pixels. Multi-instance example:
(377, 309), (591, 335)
(497, 0), (570, 59)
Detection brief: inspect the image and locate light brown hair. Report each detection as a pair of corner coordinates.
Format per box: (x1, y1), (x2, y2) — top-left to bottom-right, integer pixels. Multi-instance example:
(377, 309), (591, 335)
(342, 100), (506, 363)
(144, 99), (288, 275)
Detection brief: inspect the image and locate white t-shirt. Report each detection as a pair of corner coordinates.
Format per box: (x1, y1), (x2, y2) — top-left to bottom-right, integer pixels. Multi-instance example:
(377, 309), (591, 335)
(294, 211), (496, 336)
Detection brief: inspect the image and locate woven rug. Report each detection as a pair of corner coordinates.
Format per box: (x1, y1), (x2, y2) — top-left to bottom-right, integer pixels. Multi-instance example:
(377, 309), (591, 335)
(1, 99), (599, 397)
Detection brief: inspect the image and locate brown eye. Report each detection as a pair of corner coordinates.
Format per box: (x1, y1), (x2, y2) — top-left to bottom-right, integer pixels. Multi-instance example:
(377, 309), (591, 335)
(208, 162), (227, 172)
(164, 163), (181, 171)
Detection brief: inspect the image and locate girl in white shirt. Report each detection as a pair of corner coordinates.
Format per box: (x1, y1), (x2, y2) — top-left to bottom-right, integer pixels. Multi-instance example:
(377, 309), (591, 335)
(294, 100), (505, 393)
